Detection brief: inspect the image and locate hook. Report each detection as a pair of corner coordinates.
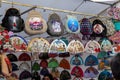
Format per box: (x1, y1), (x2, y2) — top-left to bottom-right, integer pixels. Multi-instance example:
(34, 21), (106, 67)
(12, 0), (14, 8)
(0, 0), (1, 7)
(43, 9), (46, 12)
(83, 15), (86, 18)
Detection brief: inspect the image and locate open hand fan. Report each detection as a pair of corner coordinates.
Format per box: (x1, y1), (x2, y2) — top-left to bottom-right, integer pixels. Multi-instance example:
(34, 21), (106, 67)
(27, 38), (50, 52)
(85, 40), (101, 54)
(67, 40), (84, 55)
(49, 39), (67, 54)
(10, 35), (27, 51)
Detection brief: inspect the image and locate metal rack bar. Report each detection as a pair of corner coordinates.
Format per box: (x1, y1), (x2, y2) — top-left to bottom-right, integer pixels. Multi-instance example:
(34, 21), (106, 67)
(1, 0), (111, 18)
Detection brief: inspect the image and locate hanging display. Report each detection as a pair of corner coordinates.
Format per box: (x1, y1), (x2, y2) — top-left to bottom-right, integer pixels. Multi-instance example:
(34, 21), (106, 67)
(10, 35), (28, 51)
(47, 13), (64, 36)
(25, 10), (47, 35)
(1, 8), (25, 32)
(27, 38), (50, 52)
(65, 15), (80, 33)
(0, 2), (118, 80)
(67, 40), (84, 54)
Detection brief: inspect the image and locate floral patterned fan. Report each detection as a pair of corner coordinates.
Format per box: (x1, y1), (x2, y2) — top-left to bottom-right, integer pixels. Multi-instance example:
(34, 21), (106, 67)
(100, 38), (112, 52)
(67, 40), (84, 55)
(49, 39), (67, 53)
(10, 35), (27, 51)
(85, 40), (101, 54)
(27, 38), (50, 52)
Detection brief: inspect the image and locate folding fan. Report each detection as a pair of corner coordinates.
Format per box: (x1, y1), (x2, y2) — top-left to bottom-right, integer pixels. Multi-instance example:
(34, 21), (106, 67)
(59, 58), (70, 69)
(85, 55), (98, 66)
(32, 71), (41, 80)
(32, 61), (40, 71)
(19, 70), (31, 80)
(84, 66), (99, 78)
(100, 38), (112, 52)
(85, 40), (101, 54)
(67, 40), (84, 55)
(49, 39), (67, 54)
(71, 66), (84, 77)
(98, 59), (110, 70)
(40, 59), (48, 68)
(10, 35), (28, 51)
(97, 51), (109, 59)
(11, 63), (19, 71)
(98, 69), (113, 80)
(18, 53), (31, 61)
(70, 54), (84, 66)
(51, 68), (60, 78)
(40, 68), (49, 76)
(7, 53), (18, 62)
(19, 62), (30, 71)
(48, 58), (59, 68)
(27, 38), (50, 52)
(60, 70), (71, 80)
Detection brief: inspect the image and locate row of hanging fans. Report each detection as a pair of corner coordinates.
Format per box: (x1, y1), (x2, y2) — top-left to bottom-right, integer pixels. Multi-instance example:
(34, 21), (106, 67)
(2, 32), (119, 55)
(7, 51), (113, 80)
(1, 7), (120, 40)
